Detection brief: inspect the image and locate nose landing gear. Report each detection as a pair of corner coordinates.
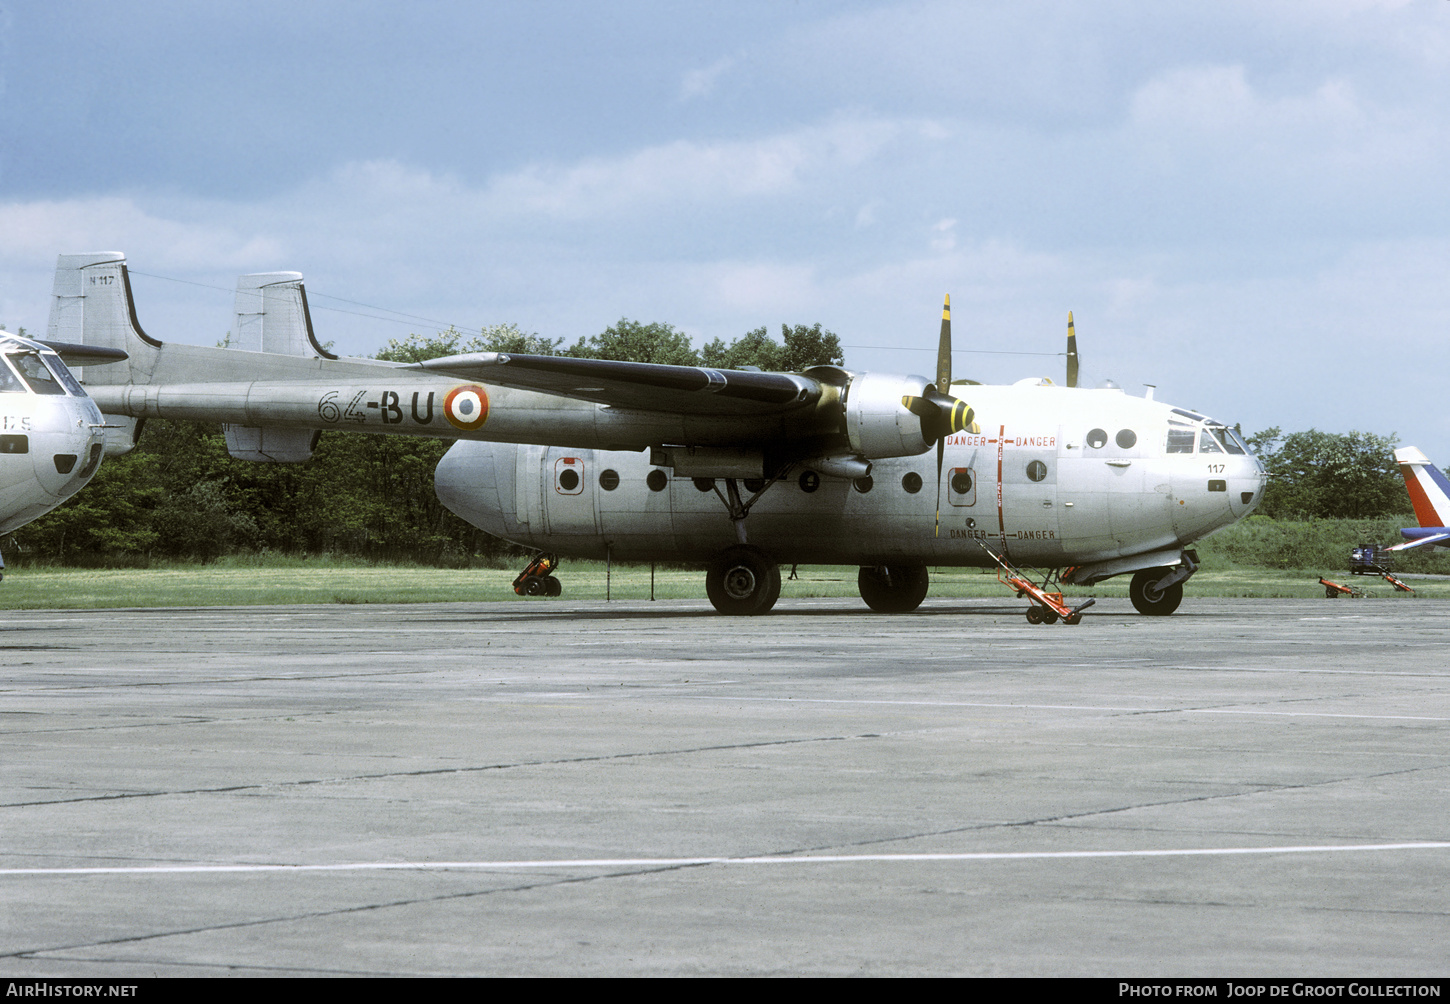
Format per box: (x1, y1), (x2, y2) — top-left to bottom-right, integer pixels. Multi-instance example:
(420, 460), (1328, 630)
(1127, 553), (1199, 615)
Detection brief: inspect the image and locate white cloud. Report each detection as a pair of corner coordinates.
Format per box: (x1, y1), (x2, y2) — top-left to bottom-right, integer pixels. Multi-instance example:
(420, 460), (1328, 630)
(679, 57), (735, 102)
(929, 217), (957, 253)
(0, 197), (282, 270)
(478, 117), (911, 218)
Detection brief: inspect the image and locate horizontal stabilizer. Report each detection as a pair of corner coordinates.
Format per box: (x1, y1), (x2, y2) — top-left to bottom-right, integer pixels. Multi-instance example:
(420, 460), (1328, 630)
(36, 340), (128, 368)
(1386, 530), (1450, 552)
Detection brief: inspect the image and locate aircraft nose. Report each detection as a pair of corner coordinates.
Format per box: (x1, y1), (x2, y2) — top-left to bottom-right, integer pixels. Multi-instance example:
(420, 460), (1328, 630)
(1228, 453), (1266, 516)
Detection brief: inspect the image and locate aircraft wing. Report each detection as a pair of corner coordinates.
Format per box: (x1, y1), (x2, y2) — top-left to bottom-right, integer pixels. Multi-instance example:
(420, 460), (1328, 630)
(412, 352), (822, 416)
(1386, 531), (1450, 552)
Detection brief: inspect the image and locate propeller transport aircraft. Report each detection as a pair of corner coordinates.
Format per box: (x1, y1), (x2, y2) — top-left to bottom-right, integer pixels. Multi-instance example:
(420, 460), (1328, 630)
(43, 251), (1265, 619)
(0, 326), (128, 577)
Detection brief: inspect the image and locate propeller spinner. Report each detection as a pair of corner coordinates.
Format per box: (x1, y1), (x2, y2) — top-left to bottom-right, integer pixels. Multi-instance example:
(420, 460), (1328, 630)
(900, 295), (979, 536)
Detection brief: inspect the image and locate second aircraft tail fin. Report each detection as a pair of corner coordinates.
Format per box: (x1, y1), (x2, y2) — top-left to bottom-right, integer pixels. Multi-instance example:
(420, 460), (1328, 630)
(1395, 446), (1450, 529)
(223, 272), (331, 462)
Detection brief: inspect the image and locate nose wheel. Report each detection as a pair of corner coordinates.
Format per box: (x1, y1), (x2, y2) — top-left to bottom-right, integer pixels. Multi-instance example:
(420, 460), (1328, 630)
(706, 545), (781, 615)
(1128, 567), (1184, 616)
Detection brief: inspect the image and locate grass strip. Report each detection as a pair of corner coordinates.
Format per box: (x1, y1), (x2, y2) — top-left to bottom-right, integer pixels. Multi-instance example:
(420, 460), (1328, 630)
(1, 560), (1446, 609)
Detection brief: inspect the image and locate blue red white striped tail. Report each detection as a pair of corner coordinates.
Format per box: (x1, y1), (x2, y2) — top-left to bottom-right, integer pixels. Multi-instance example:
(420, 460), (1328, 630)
(1388, 447), (1450, 552)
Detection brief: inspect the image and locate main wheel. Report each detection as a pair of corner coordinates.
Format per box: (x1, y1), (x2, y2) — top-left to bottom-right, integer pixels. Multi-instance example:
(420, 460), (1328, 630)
(857, 565), (930, 613)
(1129, 567), (1184, 616)
(706, 545), (781, 615)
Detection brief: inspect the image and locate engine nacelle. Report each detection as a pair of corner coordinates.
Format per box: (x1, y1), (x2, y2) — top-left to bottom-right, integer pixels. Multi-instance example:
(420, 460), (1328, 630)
(843, 372), (934, 459)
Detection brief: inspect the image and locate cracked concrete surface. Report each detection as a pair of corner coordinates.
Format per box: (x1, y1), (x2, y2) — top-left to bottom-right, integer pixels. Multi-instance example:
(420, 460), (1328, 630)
(2, 597), (1448, 976)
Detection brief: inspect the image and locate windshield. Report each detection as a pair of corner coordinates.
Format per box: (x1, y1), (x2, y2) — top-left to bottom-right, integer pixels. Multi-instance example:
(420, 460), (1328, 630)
(8, 352), (66, 394)
(1214, 425), (1249, 455)
(42, 353), (85, 396)
(0, 356), (25, 394)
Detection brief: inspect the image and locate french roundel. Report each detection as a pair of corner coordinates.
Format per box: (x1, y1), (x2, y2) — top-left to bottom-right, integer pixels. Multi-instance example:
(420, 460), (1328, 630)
(444, 385), (489, 431)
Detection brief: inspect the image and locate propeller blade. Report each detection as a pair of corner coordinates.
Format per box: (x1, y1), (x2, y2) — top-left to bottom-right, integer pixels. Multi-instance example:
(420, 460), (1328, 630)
(1066, 311), (1079, 388)
(936, 294), (952, 393)
(935, 436), (944, 538)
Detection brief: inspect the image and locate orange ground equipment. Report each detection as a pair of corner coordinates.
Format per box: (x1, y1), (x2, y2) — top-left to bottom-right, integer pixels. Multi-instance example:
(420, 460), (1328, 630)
(513, 552), (563, 597)
(978, 542), (1095, 625)
(1378, 571), (1415, 594)
(1319, 576), (1365, 599)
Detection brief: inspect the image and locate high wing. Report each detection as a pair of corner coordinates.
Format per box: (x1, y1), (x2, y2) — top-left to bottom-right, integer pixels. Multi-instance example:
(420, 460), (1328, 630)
(413, 352), (821, 416)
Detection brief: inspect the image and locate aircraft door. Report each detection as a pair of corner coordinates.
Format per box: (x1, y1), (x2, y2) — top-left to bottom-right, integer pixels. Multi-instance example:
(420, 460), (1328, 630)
(1057, 429), (1115, 558)
(515, 444), (546, 533)
(999, 430), (1061, 561)
(543, 447), (600, 536)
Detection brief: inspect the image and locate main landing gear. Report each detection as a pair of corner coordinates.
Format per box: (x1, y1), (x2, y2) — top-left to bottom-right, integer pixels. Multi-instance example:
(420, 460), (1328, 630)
(514, 552), (563, 597)
(706, 544), (781, 615)
(858, 565), (930, 613)
(700, 470), (793, 615)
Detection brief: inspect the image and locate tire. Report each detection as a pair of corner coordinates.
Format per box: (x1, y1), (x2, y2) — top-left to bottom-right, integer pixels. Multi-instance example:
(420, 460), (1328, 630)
(544, 576), (562, 597)
(1041, 608), (1059, 624)
(1025, 606), (1044, 624)
(857, 565), (930, 613)
(1129, 568), (1184, 616)
(523, 575), (546, 597)
(706, 545), (781, 615)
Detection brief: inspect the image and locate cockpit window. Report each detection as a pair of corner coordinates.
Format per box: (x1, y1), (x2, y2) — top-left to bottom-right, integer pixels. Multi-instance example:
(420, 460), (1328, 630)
(1199, 428), (1225, 454)
(42, 354), (85, 396)
(0, 357), (25, 394)
(8, 352), (66, 394)
(1166, 428), (1196, 453)
(1212, 425), (1248, 455)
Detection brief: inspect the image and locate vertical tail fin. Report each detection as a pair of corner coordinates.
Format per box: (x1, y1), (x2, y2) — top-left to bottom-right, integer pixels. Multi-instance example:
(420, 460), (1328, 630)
(222, 272), (330, 462)
(47, 252), (162, 388)
(1395, 446), (1450, 528)
(231, 271), (336, 359)
(48, 252), (160, 455)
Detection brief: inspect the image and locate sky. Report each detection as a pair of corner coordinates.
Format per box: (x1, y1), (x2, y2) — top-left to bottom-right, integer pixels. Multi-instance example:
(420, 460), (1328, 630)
(2, 0), (1448, 461)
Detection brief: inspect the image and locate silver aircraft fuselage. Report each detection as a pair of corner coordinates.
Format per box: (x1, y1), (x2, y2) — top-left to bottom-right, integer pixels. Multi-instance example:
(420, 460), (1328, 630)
(435, 384), (1265, 571)
(0, 333), (107, 536)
